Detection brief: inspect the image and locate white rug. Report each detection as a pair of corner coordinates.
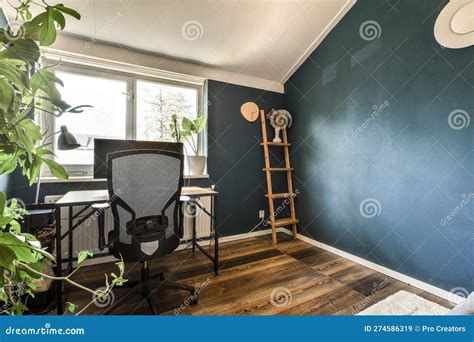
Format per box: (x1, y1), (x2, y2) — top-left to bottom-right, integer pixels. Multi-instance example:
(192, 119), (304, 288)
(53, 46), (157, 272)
(357, 290), (450, 315)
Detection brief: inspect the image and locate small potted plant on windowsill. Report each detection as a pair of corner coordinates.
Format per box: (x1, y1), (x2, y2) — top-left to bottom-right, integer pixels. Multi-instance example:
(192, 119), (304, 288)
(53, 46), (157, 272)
(170, 114), (207, 176)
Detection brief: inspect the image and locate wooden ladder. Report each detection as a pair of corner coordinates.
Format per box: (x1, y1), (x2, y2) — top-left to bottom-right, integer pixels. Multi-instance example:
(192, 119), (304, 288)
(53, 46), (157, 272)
(260, 109), (298, 244)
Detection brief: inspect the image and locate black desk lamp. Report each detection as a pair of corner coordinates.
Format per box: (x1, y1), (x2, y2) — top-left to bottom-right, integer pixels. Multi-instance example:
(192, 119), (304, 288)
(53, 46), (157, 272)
(34, 125), (80, 203)
(57, 125), (81, 150)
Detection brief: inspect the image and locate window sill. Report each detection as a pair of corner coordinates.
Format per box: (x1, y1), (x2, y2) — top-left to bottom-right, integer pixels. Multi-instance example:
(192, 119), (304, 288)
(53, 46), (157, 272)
(39, 174), (210, 183)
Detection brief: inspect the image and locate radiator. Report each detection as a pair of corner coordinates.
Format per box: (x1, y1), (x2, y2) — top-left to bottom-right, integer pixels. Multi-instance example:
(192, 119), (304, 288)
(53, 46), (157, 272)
(45, 195), (211, 258)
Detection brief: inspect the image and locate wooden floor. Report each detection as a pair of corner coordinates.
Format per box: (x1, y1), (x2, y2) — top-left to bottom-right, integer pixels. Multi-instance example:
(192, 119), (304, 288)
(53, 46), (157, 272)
(63, 233), (454, 315)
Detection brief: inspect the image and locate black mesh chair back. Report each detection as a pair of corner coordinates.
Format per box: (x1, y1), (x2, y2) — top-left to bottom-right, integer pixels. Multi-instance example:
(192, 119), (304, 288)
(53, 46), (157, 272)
(106, 149), (183, 262)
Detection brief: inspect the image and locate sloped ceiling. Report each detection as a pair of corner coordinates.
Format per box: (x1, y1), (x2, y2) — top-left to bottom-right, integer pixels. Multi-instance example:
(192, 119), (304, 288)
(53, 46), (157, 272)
(3, 0), (356, 91)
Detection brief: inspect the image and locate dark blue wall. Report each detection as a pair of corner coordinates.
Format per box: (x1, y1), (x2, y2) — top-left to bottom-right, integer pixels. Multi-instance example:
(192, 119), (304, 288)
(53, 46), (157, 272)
(285, 0), (473, 292)
(10, 80), (285, 237)
(207, 80), (285, 236)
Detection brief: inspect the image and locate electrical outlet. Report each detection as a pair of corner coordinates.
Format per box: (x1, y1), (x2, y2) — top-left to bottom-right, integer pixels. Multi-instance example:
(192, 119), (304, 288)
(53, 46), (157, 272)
(259, 210), (265, 219)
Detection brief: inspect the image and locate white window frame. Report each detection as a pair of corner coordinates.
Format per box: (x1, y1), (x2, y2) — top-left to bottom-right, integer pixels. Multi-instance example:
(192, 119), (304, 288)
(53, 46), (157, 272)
(39, 51), (206, 180)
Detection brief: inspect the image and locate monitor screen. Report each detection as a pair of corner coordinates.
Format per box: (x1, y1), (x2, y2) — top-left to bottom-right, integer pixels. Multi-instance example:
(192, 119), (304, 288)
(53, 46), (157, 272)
(93, 138), (183, 179)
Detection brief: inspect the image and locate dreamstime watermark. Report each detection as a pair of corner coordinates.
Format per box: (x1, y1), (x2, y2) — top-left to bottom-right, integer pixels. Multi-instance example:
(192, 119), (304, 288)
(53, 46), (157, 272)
(359, 20), (382, 41)
(92, 108), (118, 129)
(450, 287), (470, 298)
(440, 193), (474, 227)
(181, 20), (204, 41)
(359, 198), (382, 218)
(4, 323), (85, 335)
(270, 287), (292, 307)
(261, 7), (304, 50)
(352, 278), (390, 314)
(351, 100), (390, 138)
(449, 287), (473, 306)
(448, 109), (470, 130)
(174, 277), (211, 315)
(84, 190), (121, 227)
(3, 20), (25, 41)
(92, 286), (115, 308)
(84, 12), (123, 49)
(5, 197), (26, 212)
(181, 200), (203, 219)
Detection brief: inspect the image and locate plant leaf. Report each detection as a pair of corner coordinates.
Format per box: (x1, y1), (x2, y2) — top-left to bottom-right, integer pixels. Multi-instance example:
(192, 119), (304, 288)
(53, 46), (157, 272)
(42, 158), (69, 180)
(0, 59), (28, 91)
(63, 104), (93, 114)
(37, 13), (57, 46)
(194, 115), (207, 132)
(77, 250), (94, 264)
(0, 77), (14, 111)
(66, 302), (78, 313)
(0, 233), (38, 264)
(0, 38), (40, 63)
(48, 8), (66, 30)
(52, 4), (81, 20)
(30, 68), (63, 99)
(0, 193), (6, 216)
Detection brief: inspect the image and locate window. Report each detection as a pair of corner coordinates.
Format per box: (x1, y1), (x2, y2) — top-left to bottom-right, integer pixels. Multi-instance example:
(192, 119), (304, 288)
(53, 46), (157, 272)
(136, 79), (199, 156)
(41, 60), (205, 178)
(53, 69), (130, 169)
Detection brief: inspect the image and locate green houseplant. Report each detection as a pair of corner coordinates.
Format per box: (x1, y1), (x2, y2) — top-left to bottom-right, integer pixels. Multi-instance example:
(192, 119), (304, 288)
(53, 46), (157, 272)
(0, 1), (125, 315)
(170, 114), (207, 176)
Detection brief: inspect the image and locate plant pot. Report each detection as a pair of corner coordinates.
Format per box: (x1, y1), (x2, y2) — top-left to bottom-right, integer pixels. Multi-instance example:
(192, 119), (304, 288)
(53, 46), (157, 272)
(187, 155), (206, 176)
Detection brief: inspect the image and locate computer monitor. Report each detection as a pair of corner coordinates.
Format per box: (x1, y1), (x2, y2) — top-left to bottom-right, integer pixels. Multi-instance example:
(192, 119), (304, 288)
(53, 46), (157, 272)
(93, 138), (183, 179)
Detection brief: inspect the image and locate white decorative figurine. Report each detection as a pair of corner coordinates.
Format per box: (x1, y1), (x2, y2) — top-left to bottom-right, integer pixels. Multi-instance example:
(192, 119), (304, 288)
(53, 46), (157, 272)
(267, 109), (293, 143)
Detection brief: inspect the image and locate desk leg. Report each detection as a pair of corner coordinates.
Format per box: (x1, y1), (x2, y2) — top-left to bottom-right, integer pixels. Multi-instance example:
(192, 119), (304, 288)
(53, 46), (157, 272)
(191, 202), (196, 253)
(68, 206), (73, 271)
(213, 196), (218, 276)
(55, 206), (63, 315)
(178, 201), (184, 239)
(98, 210), (106, 250)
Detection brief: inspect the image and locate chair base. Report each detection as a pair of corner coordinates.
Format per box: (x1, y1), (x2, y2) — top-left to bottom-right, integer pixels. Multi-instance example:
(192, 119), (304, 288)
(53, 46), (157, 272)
(102, 261), (197, 315)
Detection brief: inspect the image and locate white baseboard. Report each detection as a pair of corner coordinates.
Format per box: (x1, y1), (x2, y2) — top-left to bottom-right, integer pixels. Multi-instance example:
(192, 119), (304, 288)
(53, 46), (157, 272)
(220, 228), (276, 243)
(279, 228), (464, 304)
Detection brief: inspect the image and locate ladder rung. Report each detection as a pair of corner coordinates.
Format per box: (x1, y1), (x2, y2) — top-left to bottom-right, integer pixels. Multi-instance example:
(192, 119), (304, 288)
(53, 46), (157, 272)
(262, 168), (294, 171)
(265, 193), (295, 198)
(260, 142), (291, 146)
(273, 218), (299, 227)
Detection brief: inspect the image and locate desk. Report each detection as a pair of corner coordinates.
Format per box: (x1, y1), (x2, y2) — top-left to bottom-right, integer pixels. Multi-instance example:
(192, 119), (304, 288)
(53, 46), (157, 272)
(54, 186), (218, 314)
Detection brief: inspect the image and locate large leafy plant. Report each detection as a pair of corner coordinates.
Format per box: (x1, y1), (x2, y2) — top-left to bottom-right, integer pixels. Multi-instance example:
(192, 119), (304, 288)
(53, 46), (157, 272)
(0, 1), (125, 315)
(0, 2), (89, 182)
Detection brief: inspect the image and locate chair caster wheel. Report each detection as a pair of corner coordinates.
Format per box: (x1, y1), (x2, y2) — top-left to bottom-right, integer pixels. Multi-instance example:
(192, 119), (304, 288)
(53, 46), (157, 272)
(189, 292), (198, 305)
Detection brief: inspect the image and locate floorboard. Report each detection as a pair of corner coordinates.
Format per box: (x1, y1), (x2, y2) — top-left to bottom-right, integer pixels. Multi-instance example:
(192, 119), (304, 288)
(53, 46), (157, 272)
(56, 233), (455, 315)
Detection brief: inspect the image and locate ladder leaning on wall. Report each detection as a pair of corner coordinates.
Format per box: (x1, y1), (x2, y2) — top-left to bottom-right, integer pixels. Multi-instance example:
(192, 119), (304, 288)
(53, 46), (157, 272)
(259, 109), (298, 244)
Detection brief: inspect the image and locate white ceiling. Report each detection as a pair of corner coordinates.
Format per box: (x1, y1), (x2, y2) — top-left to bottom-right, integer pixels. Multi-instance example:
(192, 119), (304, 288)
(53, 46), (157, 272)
(5, 0), (355, 90)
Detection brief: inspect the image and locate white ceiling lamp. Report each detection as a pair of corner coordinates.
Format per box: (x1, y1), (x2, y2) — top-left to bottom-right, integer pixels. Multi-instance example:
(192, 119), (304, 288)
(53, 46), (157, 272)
(434, 0), (474, 49)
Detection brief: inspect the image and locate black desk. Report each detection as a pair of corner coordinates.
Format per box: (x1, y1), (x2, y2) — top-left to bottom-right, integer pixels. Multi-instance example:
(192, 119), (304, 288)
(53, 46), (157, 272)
(54, 187), (219, 314)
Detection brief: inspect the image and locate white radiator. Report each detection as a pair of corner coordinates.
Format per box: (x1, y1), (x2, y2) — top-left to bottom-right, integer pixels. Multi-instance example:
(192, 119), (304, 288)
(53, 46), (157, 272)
(45, 195), (211, 258)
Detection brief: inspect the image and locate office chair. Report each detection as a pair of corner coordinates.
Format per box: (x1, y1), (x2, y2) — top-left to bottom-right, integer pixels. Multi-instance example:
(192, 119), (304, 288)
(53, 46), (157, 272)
(95, 149), (197, 315)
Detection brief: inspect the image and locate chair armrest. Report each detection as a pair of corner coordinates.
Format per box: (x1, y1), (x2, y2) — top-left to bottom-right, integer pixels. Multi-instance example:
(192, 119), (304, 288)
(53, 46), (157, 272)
(91, 203), (110, 210)
(180, 195), (198, 203)
(180, 195), (191, 202)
